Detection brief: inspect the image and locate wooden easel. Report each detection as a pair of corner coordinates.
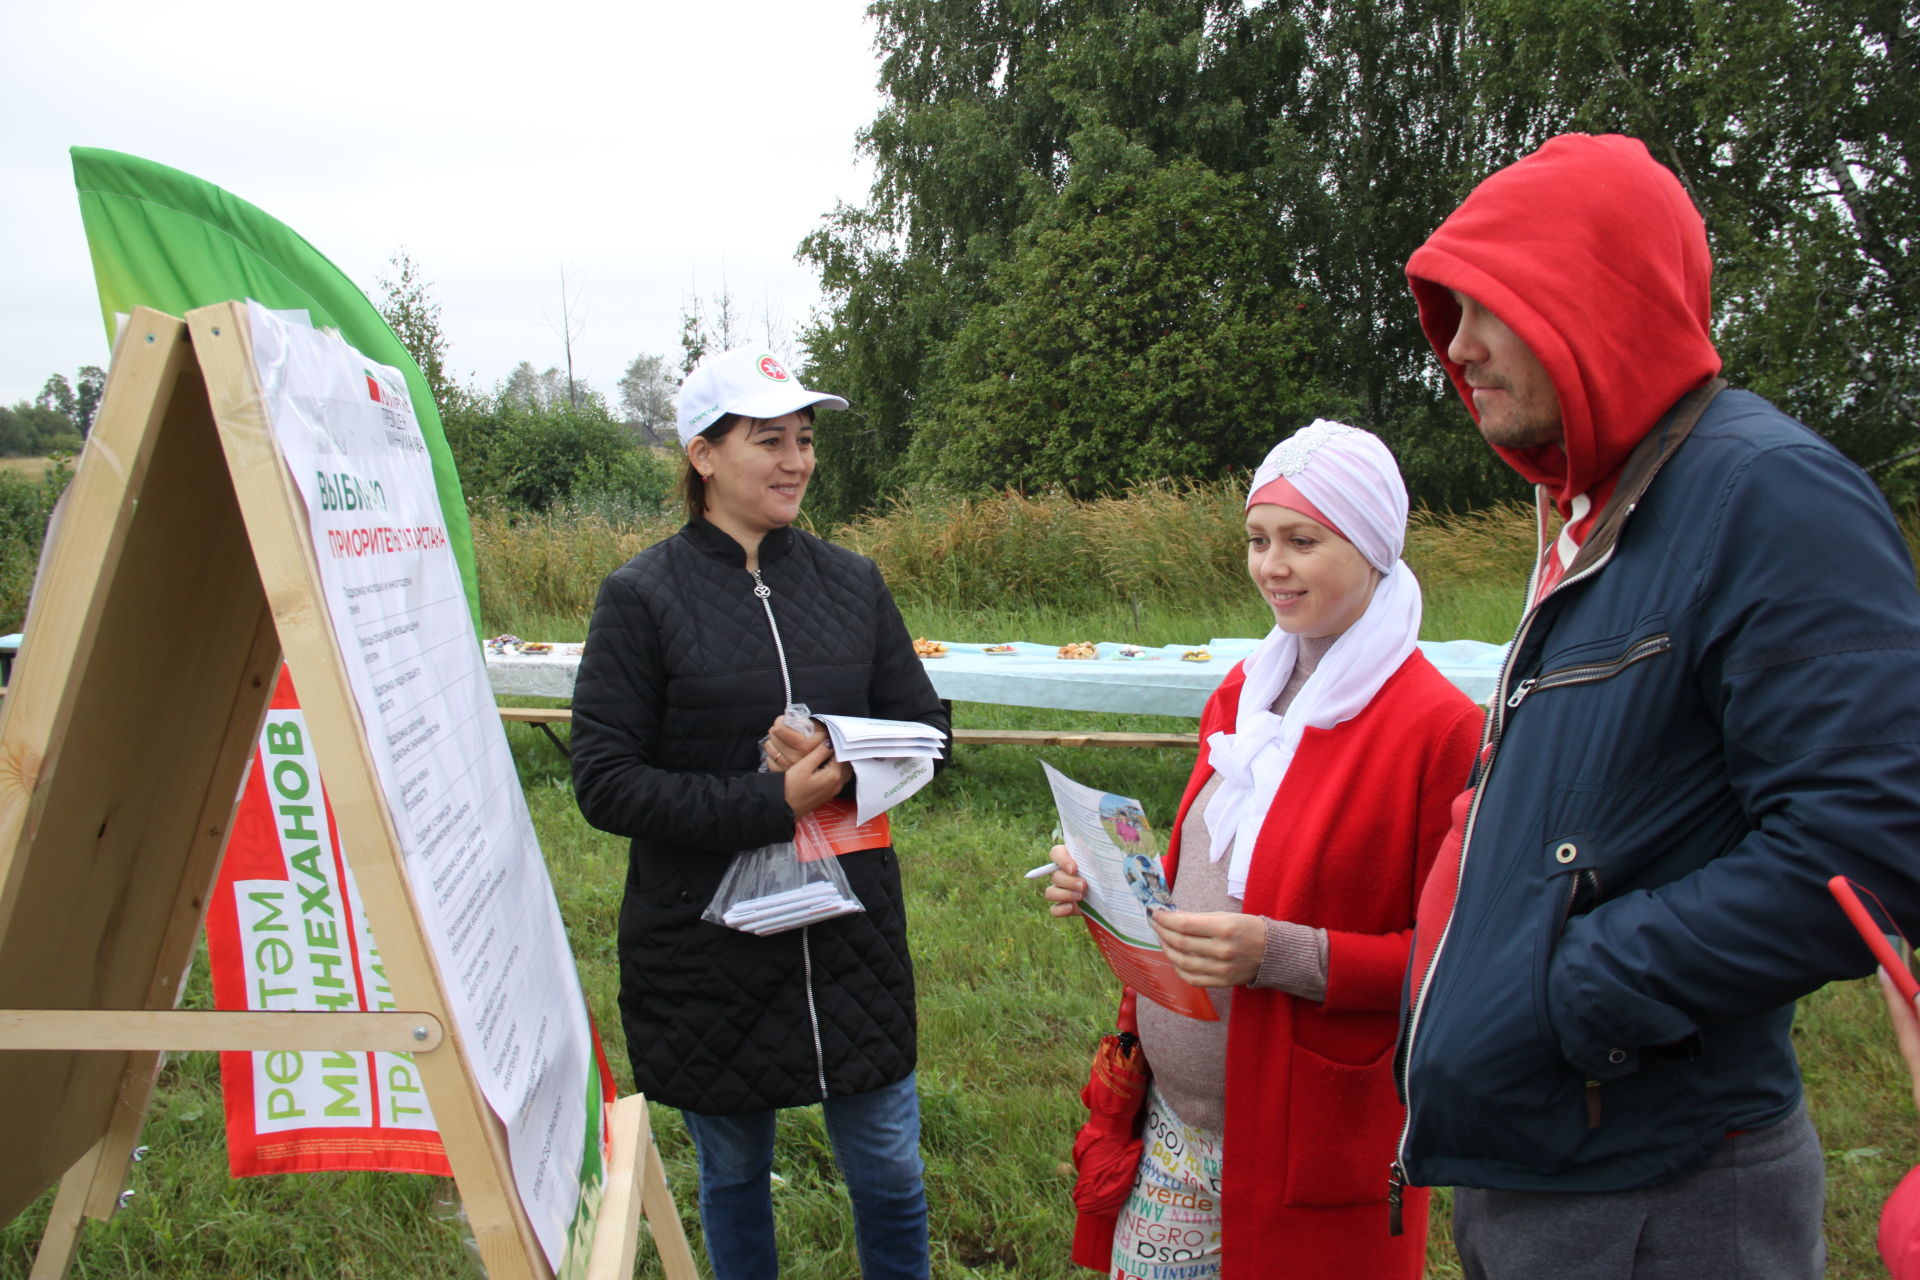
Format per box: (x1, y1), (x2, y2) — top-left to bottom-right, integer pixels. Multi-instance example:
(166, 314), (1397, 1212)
(0, 305), (697, 1280)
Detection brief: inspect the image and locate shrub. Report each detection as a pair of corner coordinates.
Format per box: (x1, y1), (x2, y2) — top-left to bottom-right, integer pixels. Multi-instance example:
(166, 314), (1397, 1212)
(445, 394), (674, 514)
(0, 462), (73, 631)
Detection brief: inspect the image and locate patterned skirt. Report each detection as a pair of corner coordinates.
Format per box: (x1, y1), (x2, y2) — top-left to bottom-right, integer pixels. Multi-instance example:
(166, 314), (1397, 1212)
(1110, 1085), (1225, 1280)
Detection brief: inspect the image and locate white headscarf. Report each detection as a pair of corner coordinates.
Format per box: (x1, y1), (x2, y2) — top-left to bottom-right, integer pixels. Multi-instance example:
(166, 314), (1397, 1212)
(1204, 420), (1423, 898)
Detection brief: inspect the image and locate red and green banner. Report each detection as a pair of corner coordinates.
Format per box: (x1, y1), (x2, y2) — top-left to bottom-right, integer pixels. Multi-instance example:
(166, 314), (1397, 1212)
(205, 669), (450, 1176)
(70, 147), (476, 1180)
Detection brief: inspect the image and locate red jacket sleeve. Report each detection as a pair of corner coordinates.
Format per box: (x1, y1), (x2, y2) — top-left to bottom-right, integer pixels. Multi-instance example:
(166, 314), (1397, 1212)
(1321, 699), (1484, 1013)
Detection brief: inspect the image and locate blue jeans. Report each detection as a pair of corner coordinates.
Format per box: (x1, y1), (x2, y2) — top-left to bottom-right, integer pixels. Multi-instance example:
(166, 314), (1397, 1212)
(680, 1072), (929, 1280)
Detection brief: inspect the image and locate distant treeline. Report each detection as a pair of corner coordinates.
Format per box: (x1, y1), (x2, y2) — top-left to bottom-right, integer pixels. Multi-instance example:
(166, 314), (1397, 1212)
(0, 367), (100, 457)
(792, 1), (1918, 521)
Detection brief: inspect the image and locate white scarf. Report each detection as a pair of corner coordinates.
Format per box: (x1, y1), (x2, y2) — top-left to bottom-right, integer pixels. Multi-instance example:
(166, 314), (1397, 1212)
(1205, 422), (1423, 898)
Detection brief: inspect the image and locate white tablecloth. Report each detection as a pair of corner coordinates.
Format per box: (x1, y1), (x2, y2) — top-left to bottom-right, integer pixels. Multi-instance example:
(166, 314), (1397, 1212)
(486, 638), (1509, 717)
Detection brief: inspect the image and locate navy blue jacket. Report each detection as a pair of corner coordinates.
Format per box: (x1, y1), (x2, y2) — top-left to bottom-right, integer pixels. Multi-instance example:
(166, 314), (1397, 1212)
(1399, 386), (1920, 1190)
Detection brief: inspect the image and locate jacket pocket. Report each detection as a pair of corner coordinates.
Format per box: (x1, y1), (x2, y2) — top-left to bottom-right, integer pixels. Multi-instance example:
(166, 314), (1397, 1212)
(617, 872), (702, 953)
(1505, 631), (1671, 712)
(1539, 838), (1602, 985)
(1282, 1038), (1400, 1207)
(1410, 844), (1589, 1136)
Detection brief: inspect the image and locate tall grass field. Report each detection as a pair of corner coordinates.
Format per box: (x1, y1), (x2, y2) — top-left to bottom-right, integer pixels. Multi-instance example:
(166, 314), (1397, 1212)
(2, 488), (1916, 1278)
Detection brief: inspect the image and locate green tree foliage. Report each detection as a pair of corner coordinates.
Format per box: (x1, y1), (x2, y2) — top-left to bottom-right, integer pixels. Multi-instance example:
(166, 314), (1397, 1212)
(36, 374), (76, 425)
(499, 361), (586, 413)
(0, 365), (99, 457)
(676, 288), (795, 378)
(678, 290), (742, 375)
(442, 378), (673, 514)
(377, 249), (455, 410)
(909, 152), (1333, 495)
(801, 0), (1513, 517)
(0, 404), (78, 457)
(617, 352), (677, 445)
(802, 0), (1916, 515)
(0, 462), (72, 629)
(73, 365), (104, 435)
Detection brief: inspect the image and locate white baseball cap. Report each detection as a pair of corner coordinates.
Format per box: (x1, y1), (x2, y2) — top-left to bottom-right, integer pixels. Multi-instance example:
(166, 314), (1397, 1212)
(675, 347), (849, 444)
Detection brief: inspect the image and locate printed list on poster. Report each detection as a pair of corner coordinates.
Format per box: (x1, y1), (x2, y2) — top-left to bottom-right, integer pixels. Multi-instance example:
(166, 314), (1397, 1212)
(246, 302), (595, 1267)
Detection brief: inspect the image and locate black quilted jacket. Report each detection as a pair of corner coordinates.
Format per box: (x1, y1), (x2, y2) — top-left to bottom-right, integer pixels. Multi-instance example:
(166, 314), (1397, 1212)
(571, 518), (948, 1115)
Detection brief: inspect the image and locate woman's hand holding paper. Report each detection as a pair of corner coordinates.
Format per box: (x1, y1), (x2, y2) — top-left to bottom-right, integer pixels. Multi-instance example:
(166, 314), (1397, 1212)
(1041, 844), (1087, 918)
(763, 715), (830, 771)
(765, 714), (851, 817)
(1151, 910), (1267, 988)
(778, 738), (848, 817)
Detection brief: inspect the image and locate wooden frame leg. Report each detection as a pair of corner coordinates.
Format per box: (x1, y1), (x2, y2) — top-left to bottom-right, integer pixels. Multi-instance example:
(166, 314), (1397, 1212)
(29, 1141), (107, 1280)
(584, 1096), (699, 1280)
(641, 1127), (698, 1280)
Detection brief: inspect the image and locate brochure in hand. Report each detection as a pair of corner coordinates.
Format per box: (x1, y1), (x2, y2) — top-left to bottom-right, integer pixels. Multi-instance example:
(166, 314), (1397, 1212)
(815, 713), (948, 825)
(1040, 762), (1218, 1021)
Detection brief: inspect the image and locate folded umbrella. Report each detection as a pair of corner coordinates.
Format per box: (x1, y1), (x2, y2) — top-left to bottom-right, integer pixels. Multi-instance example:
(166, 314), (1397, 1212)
(1070, 993), (1148, 1269)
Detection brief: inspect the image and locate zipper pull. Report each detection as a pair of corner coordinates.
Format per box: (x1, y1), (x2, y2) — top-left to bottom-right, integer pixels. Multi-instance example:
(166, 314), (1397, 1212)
(749, 568), (770, 599)
(1387, 1161), (1407, 1236)
(1505, 677), (1537, 710)
(1585, 1080), (1602, 1129)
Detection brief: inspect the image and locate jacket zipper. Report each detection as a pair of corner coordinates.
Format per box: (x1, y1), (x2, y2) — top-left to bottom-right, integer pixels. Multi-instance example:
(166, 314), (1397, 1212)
(1389, 496), (1628, 1227)
(749, 567), (829, 1100)
(802, 927), (829, 1099)
(1504, 634), (1672, 712)
(749, 569), (795, 708)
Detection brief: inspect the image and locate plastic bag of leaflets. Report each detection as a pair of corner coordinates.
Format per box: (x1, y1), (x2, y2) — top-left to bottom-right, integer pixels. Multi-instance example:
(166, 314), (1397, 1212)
(703, 703), (865, 935)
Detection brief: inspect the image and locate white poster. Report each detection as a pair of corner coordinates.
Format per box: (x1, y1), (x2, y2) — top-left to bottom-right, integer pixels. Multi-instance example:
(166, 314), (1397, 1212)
(244, 301), (596, 1268)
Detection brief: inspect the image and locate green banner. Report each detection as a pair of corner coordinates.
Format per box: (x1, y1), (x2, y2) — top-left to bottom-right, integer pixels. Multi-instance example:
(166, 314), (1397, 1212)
(70, 147), (478, 625)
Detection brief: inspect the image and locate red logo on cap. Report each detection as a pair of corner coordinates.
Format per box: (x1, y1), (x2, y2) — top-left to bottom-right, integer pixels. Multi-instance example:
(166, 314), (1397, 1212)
(758, 356), (790, 382)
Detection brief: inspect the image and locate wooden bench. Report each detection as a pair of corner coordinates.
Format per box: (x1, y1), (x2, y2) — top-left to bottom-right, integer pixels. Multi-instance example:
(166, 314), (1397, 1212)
(497, 707), (1191, 753)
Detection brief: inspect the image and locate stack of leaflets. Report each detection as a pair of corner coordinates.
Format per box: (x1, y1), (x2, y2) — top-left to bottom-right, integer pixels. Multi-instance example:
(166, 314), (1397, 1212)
(720, 879), (864, 935)
(815, 714), (949, 824)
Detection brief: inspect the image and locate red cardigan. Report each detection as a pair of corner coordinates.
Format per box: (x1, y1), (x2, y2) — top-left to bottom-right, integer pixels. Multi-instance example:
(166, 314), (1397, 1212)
(1077, 650), (1482, 1278)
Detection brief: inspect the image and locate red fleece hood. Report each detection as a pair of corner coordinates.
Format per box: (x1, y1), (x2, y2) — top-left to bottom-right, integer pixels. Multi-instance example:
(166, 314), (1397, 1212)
(1406, 134), (1721, 512)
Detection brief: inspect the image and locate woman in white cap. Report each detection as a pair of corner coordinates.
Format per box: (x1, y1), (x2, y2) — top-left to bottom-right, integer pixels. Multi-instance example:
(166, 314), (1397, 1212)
(571, 347), (947, 1280)
(1042, 421), (1481, 1280)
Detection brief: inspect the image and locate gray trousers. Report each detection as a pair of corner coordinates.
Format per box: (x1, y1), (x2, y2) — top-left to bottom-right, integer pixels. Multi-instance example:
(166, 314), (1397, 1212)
(1452, 1105), (1826, 1280)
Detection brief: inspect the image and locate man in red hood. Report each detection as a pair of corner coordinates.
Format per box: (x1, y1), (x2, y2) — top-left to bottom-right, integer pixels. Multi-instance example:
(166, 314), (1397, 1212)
(1394, 133), (1920, 1278)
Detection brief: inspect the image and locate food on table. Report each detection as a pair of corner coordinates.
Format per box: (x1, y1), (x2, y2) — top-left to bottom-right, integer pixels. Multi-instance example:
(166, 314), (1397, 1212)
(485, 634), (522, 653)
(913, 637), (949, 657)
(520, 642), (553, 654)
(982, 643), (1017, 654)
(1116, 644), (1147, 659)
(1057, 641), (1099, 660)
(1181, 648), (1212, 662)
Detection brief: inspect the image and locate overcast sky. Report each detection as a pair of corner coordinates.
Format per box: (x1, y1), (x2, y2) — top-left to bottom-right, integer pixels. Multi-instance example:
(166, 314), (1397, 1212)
(0, 0), (890, 408)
